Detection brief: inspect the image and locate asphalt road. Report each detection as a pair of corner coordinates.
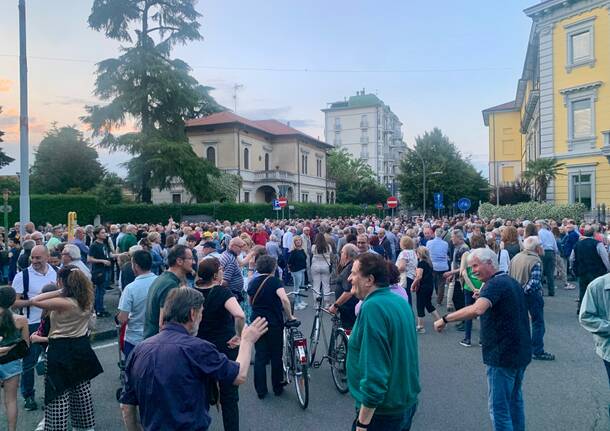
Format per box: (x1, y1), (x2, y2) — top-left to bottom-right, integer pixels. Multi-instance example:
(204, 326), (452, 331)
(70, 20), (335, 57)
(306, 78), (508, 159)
(16, 283), (609, 431)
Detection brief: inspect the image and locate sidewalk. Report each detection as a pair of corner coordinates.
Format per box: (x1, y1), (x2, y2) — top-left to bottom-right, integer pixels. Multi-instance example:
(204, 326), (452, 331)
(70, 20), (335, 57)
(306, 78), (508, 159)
(90, 285), (122, 342)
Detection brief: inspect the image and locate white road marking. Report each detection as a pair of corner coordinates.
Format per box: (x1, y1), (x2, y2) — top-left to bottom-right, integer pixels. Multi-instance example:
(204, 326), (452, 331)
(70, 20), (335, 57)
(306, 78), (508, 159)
(93, 341), (118, 350)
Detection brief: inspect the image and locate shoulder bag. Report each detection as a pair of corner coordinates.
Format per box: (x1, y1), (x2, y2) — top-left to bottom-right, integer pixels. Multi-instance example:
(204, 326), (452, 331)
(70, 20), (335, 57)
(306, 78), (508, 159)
(249, 274), (272, 305)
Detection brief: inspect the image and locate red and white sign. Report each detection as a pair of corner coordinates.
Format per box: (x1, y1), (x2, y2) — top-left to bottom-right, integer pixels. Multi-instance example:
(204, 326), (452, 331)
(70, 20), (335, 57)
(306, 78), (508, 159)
(376, 203), (383, 210)
(278, 197), (288, 208)
(387, 196), (398, 208)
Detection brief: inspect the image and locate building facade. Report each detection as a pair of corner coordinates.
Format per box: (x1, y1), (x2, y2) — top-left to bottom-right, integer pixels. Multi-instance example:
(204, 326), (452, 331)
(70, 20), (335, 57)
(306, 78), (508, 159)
(151, 112), (336, 205)
(484, 0), (610, 212)
(322, 90), (406, 194)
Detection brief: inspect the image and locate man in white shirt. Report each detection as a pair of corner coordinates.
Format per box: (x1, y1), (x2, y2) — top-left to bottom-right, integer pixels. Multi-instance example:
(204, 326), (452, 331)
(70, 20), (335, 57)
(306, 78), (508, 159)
(13, 245), (57, 411)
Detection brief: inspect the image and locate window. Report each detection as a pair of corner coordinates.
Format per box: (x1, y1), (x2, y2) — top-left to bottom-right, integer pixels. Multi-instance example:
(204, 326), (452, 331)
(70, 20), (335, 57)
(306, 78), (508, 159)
(334, 117), (341, 130)
(264, 153), (270, 171)
(561, 81), (601, 150)
(243, 147), (249, 170)
(501, 166), (515, 182)
(172, 193), (181, 204)
(571, 173), (592, 209)
(571, 31), (591, 62)
(244, 191), (250, 203)
(360, 114), (368, 128)
(316, 194), (323, 204)
(301, 193), (309, 202)
(301, 154), (308, 175)
(360, 129), (368, 143)
(206, 146), (216, 166)
(316, 159), (322, 177)
(565, 17), (595, 71)
(571, 99), (592, 139)
(334, 131), (341, 146)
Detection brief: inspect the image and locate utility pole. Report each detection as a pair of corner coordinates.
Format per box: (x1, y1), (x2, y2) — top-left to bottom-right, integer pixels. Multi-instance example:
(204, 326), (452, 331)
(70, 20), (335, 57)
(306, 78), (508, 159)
(18, 0), (30, 237)
(232, 84), (243, 113)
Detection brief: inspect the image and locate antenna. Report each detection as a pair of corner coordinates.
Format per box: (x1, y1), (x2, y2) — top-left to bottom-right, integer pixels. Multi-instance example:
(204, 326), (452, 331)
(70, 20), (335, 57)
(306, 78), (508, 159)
(232, 83), (244, 113)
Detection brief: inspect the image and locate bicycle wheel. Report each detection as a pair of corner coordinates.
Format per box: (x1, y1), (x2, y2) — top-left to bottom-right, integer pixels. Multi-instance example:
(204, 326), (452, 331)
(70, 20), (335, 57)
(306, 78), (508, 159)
(282, 329), (292, 383)
(293, 346), (309, 409)
(330, 330), (349, 394)
(309, 315), (320, 366)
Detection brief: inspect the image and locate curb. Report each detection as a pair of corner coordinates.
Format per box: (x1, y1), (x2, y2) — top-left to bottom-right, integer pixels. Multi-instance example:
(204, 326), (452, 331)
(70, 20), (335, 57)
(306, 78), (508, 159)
(90, 328), (117, 343)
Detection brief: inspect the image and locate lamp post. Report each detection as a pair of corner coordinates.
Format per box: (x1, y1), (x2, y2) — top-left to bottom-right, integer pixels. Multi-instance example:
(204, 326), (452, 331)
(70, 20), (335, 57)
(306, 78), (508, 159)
(495, 162), (506, 206)
(413, 150), (443, 217)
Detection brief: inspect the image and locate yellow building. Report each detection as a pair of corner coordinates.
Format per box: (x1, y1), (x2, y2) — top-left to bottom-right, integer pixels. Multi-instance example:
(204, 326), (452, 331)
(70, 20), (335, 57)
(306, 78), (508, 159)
(484, 0), (610, 212)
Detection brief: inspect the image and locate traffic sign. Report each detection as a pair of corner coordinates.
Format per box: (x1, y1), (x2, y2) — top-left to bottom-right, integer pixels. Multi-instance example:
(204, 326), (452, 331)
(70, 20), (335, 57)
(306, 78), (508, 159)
(0, 205), (12, 213)
(457, 198), (471, 212)
(278, 197), (288, 208)
(376, 203), (383, 210)
(433, 192), (443, 204)
(272, 199), (281, 210)
(434, 201), (444, 210)
(387, 196), (398, 209)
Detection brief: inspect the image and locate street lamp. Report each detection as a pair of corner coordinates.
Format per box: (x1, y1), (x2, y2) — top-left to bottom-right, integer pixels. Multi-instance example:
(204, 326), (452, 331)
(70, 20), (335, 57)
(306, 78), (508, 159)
(412, 150), (443, 217)
(495, 162), (506, 206)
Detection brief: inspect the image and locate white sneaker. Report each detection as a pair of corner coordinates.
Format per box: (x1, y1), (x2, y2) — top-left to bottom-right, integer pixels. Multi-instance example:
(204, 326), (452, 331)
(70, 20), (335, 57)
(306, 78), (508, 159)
(295, 303), (307, 310)
(564, 283), (576, 290)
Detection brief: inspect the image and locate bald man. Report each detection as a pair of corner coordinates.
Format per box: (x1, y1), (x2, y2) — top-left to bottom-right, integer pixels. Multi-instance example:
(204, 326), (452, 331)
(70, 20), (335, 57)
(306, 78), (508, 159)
(13, 245), (57, 410)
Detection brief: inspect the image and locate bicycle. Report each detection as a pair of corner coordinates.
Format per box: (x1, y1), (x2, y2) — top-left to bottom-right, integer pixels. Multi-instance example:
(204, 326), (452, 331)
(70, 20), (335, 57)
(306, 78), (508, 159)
(309, 288), (350, 394)
(283, 291), (309, 409)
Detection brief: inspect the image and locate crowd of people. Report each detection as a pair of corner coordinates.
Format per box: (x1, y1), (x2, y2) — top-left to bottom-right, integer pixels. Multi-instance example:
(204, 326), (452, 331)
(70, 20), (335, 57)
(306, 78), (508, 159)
(0, 213), (607, 430)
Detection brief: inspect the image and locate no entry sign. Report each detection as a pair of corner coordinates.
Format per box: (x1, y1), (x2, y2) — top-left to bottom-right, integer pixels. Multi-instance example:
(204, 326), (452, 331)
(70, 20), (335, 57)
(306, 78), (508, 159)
(278, 197), (288, 208)
(387, 196), (398, 209)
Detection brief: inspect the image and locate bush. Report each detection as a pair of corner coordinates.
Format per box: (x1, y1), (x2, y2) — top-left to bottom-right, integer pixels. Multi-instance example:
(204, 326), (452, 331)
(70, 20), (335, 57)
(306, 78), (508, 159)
(478, 202), (586, 222)
(5, 195), (100, 226)
(101, 202), (372, 224)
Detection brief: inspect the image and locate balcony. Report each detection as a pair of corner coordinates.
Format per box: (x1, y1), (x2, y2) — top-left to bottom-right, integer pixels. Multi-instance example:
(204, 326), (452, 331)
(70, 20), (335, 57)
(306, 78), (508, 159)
(253, 170), (297, 183)
(334, 123), (341, 131)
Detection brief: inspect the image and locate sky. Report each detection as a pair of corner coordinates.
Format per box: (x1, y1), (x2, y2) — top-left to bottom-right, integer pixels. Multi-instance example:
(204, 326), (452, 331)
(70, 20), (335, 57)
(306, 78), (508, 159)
(0, 0), (536, 178)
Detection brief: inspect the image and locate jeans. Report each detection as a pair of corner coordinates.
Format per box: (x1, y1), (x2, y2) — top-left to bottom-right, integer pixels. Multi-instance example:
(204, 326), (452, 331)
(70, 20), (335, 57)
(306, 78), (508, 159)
(542, 250), (556, 295)
(21, 322), (42, 398)
(464, 290), (476, 341)
(486, 366), (527, 431)
(525, 291), (545, 355)
(219, 346), (240, 431)
(282, 248), (293, 285)
(254, 326), (284, 396)
(94, 271), (109, 313)
(291, 270), (305, 306)
(578, 274), (598, 311)
(123, 341), (136, 360)
(351, 403), (417, 431)
(433, 271), (446, 304)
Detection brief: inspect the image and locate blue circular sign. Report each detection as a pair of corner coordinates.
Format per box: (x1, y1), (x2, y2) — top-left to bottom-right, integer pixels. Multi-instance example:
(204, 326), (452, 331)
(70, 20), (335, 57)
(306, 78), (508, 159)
(457, 198), (471, 212)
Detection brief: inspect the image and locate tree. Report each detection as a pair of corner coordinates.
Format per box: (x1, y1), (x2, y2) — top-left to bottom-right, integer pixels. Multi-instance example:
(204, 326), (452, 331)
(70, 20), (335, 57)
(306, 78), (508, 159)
(93, 172), (125, 205)
(0, 107), (15, 169)
(489, 180), (532, 205)
(83, 0), (223, 202)
(522, 158), (565, 202)
(396, 128), (488, 213)
(30, 125), (105, 194)
(0, 176), (19, 194)
(207, 172), (241, 202)
(327, 148), (389, 204)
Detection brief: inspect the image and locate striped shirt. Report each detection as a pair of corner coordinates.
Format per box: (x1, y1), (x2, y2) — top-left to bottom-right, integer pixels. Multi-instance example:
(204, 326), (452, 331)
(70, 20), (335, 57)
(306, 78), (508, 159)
(219, 250), (243, 296)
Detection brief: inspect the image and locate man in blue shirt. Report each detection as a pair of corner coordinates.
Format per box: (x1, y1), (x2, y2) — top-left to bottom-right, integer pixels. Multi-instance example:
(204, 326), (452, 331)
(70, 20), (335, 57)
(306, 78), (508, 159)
(120, 288), (268, 431)
(435, 247), (531, 431)
(118, 250), (158, 358)
(536, 220), (558, 296)
(426, 228), (449, 305)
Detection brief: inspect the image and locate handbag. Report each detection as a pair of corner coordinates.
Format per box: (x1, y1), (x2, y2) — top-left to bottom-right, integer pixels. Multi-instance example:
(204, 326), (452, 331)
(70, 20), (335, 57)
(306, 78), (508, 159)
(250, 275), (272, 305)
(36, 349), (47, 375)
(0, 339), (29, 364)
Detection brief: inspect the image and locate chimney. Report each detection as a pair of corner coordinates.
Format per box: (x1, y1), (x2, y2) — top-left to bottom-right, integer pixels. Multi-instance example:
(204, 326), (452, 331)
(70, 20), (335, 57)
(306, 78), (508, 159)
(362, 87), (366, 95)
(287, 121), (291, 127)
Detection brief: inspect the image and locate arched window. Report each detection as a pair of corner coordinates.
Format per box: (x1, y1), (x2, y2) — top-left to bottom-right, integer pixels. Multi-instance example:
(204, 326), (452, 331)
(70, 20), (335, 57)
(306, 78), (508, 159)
(244, 147), (250, 170)
(206, 147), (216, 166)
(264, 153), (270, 171)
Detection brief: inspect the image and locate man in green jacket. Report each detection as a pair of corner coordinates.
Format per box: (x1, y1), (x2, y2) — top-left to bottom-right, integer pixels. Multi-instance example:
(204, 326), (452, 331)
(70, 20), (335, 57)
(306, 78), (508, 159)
(347, 252), (420, 431)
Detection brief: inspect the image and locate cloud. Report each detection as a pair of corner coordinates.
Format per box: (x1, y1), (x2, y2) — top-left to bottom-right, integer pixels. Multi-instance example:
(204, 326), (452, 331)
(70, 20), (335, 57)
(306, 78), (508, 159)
(42, 96), (96, 107)
(240, 106), (292, 120)
(0, 79), (11, 93)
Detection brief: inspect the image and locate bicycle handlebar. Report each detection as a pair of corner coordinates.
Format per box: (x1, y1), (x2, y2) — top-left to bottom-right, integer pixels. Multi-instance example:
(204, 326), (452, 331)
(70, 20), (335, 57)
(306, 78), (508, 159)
(284, 319), (301, 328)
(286, 292), (308, 298)
(311, 288), (335, 297)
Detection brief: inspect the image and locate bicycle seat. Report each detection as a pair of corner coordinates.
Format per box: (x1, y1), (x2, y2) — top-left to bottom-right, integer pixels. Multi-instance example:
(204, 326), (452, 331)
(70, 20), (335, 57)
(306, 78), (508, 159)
(285, 319), (301, 328)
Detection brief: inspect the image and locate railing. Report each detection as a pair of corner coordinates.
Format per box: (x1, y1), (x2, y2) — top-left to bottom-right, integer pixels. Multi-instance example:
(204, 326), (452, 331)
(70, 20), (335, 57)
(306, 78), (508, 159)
(253, 170), (297, 182)
(360, 120), (369, 128)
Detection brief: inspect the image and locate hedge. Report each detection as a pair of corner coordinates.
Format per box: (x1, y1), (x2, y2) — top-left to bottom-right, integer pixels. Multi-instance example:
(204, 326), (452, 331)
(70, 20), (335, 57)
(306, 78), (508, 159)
(4, 195), (100, 226)
(1, 195), (384, 226)
(100, 202), (374, 224)
(478, 202), (586, 222)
